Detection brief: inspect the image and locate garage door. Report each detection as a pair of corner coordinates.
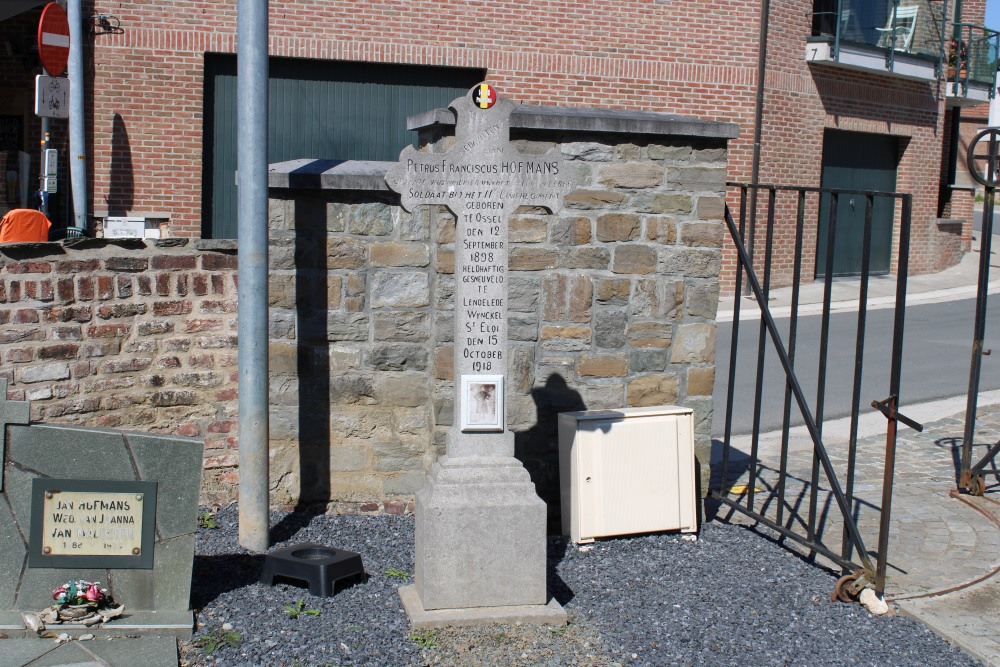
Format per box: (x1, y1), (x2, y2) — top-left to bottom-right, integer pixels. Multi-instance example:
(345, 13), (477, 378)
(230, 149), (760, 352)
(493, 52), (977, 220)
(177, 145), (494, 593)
(816, 129), (899, 277)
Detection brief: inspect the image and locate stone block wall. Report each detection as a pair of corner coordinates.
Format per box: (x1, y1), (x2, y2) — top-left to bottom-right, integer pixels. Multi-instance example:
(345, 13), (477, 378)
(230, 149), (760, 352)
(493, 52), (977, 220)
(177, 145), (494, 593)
(267, 110), (736, 520)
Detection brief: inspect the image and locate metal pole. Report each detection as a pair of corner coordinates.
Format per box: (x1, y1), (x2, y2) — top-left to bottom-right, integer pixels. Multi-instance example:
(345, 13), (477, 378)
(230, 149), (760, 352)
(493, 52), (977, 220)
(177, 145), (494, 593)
(745, 0), (771, 295)
(67, 0), (86, 229)
(237, 0), (270, 553)
(39, 117), (50, 217)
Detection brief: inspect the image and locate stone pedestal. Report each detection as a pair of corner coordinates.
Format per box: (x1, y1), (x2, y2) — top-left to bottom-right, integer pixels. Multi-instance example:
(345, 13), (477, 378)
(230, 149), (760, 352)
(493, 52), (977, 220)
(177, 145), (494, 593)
(414, 455), (546, 610)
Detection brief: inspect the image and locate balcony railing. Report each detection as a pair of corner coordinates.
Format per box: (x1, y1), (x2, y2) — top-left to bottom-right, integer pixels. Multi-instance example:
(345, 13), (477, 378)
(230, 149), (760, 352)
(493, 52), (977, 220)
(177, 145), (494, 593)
(946, 23), (1000, 100)
(810, 0), (947, 78)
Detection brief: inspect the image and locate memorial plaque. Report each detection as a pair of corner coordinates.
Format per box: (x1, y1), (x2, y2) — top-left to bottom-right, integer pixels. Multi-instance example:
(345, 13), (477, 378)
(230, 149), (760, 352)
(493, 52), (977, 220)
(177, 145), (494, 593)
(28, 479), (157, 569)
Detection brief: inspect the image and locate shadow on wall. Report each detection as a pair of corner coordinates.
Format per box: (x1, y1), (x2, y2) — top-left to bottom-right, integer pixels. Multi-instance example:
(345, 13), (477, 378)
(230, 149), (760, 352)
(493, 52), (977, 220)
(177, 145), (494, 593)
(107, 113), (134, 216)
(294, 196), (331, 506)
(514, 373), (586, 532)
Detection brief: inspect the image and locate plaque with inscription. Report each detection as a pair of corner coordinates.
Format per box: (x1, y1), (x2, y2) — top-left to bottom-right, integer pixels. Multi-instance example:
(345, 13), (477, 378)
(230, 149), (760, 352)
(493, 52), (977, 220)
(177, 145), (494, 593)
(386, 83), (575, 444)
(28, 479), (157, 569)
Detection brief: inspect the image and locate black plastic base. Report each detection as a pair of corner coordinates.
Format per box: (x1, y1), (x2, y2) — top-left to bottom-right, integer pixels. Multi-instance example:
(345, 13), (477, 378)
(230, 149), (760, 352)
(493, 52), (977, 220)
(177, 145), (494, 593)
(261, 542), (365, 597)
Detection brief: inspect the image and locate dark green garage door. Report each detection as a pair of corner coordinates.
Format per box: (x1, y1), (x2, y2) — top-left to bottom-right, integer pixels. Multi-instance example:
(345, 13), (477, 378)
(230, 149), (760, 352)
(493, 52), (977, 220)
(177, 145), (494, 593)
(202, 56), (484, 238)
(816, 129), (900, 278)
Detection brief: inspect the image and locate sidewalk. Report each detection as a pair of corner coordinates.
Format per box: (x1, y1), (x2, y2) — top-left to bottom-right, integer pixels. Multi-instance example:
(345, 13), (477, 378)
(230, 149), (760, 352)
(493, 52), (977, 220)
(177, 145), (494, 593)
(713, 233), (1000, 664)
(717, 231), (1000, 323)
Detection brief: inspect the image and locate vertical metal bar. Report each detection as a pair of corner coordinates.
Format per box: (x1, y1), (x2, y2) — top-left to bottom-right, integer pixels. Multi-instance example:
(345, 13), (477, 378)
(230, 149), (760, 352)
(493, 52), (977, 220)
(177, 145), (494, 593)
(747, 187), (777, 512)
(237, 0), (271, 553)
(39, 117), (50, 217)
(807, 191), (839, 547)
(776, 190), (807, 528)
(67, 0), (87, 229)
(746, 0), (772, 296)
(833, 0), (843, 56)
(841, 193), (875, 566)
(720, 188), (749, 493)
(887, 0), (899, 72)
(875, 194), (912, 593)
(961, 178), (995, 483)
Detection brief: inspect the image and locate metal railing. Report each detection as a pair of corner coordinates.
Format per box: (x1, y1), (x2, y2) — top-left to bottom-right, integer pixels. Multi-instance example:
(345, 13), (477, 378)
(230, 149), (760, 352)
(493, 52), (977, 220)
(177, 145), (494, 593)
(946, 23), (1000, 97)
(812, 0), (948, 59)
(714, 183), (920, 598)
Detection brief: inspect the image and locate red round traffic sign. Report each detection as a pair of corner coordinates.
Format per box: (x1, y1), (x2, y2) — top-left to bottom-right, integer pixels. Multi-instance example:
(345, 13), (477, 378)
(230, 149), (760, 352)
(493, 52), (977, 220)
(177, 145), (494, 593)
(37, 3), (70, 77)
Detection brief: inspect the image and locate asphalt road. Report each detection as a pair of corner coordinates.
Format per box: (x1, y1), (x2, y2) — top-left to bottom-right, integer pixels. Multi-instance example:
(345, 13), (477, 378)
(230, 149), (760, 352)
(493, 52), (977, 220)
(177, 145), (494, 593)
(712, 296), (1000, 436)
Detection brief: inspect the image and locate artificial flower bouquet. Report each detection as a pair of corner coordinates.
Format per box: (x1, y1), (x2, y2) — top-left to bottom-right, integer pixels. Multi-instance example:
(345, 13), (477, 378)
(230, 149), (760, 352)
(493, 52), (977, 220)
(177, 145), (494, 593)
(52, 580), (110, 608)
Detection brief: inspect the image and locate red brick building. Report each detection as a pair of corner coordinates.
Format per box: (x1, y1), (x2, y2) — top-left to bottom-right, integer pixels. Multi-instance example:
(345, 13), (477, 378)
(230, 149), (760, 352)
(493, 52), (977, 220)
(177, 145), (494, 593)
(0, 0), (995, 289)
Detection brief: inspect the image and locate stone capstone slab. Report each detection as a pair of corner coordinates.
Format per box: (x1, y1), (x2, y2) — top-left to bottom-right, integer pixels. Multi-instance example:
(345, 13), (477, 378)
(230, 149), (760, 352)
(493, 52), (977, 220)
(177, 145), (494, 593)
(267, 159), (395, 191)
(407, 104), (740, 140)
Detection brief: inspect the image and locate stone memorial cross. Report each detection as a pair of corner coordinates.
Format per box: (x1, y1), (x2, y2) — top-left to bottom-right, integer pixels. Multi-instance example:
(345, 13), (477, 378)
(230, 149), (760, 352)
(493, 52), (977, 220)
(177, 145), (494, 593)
(386, 84), (574, 458)
(386, 85), (574, 620)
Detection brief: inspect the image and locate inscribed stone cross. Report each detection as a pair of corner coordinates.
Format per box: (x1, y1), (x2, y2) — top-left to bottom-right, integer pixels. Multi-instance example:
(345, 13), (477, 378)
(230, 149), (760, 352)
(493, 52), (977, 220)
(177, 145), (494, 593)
(0, 378), (30, 490)
(386, 86), (574, 457)
(386, 87), (573, 618)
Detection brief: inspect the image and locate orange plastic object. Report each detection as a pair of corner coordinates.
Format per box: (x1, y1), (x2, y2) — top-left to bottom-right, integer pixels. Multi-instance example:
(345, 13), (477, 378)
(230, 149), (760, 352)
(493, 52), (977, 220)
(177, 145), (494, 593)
(0, 209), (52, 243)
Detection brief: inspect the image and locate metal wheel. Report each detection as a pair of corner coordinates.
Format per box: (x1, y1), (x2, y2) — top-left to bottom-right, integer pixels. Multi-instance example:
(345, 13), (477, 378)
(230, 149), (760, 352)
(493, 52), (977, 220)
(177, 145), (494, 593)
(831, 572), (861, 603)
(970, 475), (986, 497)
(967, 128), (1000, 188)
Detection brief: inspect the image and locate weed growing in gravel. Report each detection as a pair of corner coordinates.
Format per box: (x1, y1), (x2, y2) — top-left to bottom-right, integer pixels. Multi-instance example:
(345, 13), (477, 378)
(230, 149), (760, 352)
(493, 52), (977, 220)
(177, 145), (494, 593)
(384, 567), (410, 580)
(410, 630), (439, 648)
(284, 597), (321, 619)
(194, 626), (241, 653)
(196, 512), (218, 529)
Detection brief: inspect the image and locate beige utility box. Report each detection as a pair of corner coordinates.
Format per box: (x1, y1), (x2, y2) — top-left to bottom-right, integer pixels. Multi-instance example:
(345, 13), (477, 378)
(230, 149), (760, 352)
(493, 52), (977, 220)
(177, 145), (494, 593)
(558, 405), (698, 544)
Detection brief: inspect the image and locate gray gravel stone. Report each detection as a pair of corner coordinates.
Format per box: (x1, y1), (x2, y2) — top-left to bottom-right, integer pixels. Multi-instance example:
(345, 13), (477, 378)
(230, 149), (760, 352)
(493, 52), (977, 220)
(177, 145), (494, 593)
(181, 507), (977, 667)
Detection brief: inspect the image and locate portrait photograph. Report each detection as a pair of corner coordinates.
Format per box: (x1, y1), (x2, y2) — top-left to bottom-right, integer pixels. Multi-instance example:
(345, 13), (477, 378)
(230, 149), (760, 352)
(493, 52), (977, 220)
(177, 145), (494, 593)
(460, 375), (504, 432)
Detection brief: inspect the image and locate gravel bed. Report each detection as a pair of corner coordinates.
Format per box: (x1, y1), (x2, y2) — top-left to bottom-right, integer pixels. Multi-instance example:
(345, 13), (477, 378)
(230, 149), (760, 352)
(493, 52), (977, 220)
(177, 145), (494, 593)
(181, 505), (975, 667)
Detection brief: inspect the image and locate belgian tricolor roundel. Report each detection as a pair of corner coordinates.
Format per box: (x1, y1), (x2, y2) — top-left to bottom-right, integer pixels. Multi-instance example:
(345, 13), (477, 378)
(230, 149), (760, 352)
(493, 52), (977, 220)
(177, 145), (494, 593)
(472, 84), (497, 109)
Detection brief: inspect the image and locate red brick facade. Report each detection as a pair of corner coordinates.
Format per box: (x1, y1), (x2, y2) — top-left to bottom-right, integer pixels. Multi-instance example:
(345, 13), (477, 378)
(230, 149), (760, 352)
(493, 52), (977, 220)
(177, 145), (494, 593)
(0, 0), (993, 289)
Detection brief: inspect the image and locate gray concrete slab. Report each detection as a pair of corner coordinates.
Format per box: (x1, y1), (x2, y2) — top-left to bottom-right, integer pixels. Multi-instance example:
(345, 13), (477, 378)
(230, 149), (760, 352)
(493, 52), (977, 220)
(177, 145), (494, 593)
(398, 584), (567, 629)
(0, 636), (177, 667)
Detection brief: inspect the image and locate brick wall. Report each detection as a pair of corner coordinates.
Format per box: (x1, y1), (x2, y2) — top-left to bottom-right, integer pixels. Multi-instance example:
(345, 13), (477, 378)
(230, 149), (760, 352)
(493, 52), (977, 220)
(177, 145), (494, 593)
(84, 0), (760, 240)
(0, 241), (240, 503)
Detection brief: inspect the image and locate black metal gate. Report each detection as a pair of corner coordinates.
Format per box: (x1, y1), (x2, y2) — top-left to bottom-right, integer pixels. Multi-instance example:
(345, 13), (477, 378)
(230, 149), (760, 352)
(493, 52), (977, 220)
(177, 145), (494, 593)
(712, 183), (921, 598)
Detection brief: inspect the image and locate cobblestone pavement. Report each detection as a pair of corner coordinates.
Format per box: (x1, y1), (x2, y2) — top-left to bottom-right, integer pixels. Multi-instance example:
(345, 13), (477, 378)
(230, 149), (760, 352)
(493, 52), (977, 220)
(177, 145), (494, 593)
(712, 401), (1000, 664)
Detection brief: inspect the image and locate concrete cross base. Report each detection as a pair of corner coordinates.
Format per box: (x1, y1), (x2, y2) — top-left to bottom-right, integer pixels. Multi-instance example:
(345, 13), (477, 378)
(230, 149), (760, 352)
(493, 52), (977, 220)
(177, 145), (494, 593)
(0, 610), (194, 638)
(398, 584), (567, 629)
(413, 455), (549, 611)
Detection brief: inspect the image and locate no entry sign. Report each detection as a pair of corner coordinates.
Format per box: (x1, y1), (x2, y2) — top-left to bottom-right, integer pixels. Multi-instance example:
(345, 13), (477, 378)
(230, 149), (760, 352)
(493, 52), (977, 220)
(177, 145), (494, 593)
(37, 3), (70, 77)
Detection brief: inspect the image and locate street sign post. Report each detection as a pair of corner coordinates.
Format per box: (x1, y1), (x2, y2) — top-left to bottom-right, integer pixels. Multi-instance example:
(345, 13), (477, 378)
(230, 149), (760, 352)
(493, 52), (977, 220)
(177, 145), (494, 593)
(37, 3), (70, 77)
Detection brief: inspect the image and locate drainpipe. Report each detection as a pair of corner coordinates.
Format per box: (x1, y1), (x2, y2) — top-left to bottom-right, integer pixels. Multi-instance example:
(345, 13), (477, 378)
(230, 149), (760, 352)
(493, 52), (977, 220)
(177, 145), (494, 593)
(237, 0), (270, 553)
(67, 0), (86, 229)
(746, 0), (771, 293)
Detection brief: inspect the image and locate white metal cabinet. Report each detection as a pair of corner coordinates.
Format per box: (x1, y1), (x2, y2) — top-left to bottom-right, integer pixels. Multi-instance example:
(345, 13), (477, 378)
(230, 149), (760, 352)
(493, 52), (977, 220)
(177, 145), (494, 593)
(558, 405), (697, 543)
